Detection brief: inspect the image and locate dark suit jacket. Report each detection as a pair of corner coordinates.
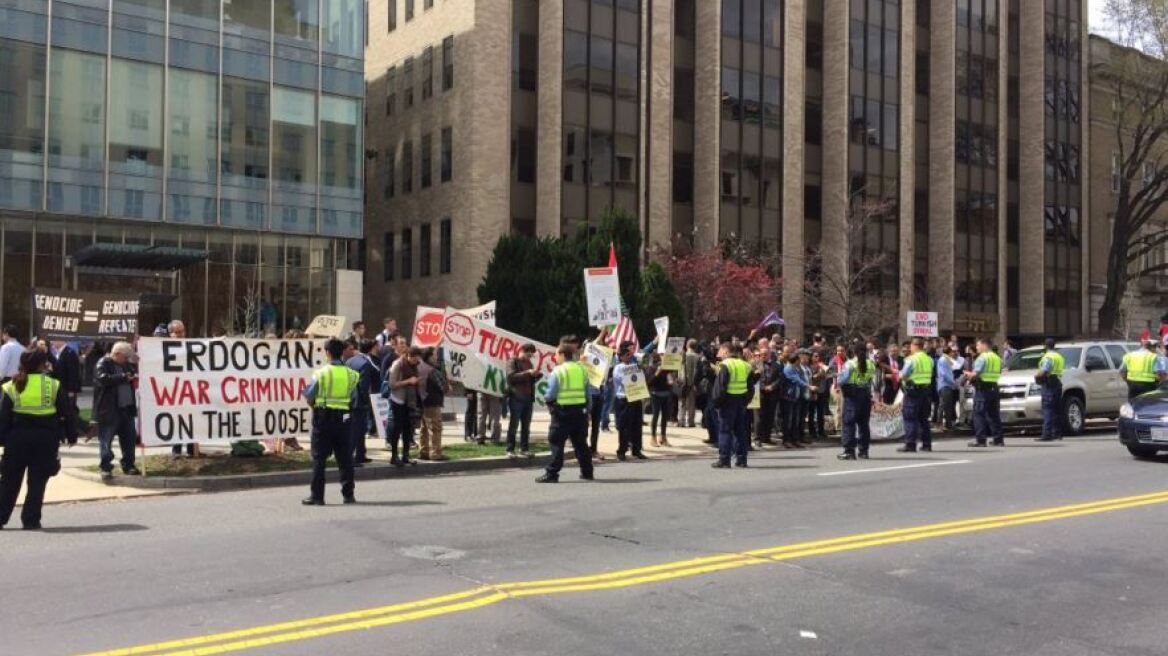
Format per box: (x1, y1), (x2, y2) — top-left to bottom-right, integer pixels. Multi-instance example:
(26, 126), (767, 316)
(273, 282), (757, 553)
(53, 345), (82, 394)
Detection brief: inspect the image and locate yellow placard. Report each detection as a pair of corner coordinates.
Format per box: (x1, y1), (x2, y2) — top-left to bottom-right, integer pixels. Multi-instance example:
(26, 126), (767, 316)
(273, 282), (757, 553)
(624, 366), (650, 402)
(747, 388), (761, 410)
(581, 341), (614, 389)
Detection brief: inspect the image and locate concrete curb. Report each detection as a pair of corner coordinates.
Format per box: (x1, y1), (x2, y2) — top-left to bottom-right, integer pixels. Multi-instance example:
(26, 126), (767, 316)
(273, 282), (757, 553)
(63, 453), (556, 492)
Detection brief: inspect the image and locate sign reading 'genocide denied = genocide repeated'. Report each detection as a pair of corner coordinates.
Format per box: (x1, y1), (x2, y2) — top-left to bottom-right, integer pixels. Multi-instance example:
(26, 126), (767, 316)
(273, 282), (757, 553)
(31, 289), (140, 341)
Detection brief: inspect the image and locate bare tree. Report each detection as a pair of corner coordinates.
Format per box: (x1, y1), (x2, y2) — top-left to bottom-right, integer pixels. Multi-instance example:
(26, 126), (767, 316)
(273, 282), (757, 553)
(1096, 0), (1168, 335)
(803, 194), (900, 341)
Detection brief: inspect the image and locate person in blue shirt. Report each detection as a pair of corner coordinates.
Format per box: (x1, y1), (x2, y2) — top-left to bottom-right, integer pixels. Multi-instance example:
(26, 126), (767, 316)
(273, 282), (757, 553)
(611, 341), (647, 460)
(781, 353), (810, 447)
(935, 346), (959, 432)
(345, 339), (379, 467)
(836, 343), (875, 460)
(536, 343), (596, 483)
(301, 338), (360, 506)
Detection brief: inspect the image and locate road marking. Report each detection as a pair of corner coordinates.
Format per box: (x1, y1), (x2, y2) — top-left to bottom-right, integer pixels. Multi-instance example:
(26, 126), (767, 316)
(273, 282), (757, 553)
(817, 459), (973, 477)
(77, 489), (1168, 656)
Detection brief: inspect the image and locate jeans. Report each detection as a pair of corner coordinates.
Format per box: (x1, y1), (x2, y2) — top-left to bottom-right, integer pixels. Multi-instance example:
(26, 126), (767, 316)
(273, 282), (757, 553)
(1041, 382), (1062, 438)
(478, 395), (502, 442)
(704, 394), (720, 443)
(682, 385), (697, 427)
(757, 391), (778, 442)
(783, 398), (805, 444)
(601, 383), (615, 430)
(98, 411), (137, 472)
(808, 393), (829, 437)
(939, 386), (958, 430)
(464, 394), (477, 440)
(650, 394), (670, 440)
(615, 398), (644, 455)
(716, 396), (749, 465)
(589, 393), (603, 452)
(348, 405), (371, 461)
(390, 401), (414, 461)
(506, 396), (534, 452)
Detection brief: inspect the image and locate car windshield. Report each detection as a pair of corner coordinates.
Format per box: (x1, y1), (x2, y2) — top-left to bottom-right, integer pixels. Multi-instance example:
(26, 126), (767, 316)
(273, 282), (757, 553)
(1005, 347), (1082, 371)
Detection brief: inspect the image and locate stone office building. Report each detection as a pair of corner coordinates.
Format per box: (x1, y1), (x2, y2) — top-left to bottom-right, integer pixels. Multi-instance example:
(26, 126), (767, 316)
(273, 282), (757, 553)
(364, 0), (1088, 340)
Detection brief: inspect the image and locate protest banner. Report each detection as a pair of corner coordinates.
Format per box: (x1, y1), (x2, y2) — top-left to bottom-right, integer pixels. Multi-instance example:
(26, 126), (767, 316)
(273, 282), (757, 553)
(441, 307), (558, 404)
(414, 302), (497, 347)
(661, 336), (686, 371)
(906, 311), (939, 338)
(584, 267), (621, 327)
(371, 394), (391, 441)
(581, 341), (614, 388)
(622, 365), (650, 402)
(305, 314), (346, 337)
(31, 289), (140, 341)
(137, 337), (327, 446)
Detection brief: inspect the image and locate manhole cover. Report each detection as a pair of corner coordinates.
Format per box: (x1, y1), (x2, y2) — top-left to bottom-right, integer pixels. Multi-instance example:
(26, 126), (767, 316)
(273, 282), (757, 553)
(400, 545), (467, 561)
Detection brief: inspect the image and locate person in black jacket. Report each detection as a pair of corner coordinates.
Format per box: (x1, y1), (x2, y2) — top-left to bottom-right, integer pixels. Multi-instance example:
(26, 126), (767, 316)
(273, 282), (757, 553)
(93, 342), (140, 478)
(0, 347), (78, 529)
(50, 341), (82, 437)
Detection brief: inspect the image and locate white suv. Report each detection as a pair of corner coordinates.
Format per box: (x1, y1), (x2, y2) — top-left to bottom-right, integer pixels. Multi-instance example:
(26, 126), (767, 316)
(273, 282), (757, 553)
(960, 341), (1139, 435)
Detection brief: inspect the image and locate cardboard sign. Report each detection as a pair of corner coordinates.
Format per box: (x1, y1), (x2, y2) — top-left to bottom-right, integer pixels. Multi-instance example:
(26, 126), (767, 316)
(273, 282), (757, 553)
(305, 314), (346, 338)
(137, 337), (327, 446)
(622, 365), (650, 402)
(414, 302), (497, 347)
(441, 307), (559, 404)
(584, 267), (622, 327)
(662, 336), (686, 371)
(654, 316), (670, 349)
(748, 386), (761, 410)
(906, 311), (939, 338)
(31, 289), (140, 341)
(581, 341), (614, 389)
(371, 394), (391, 441)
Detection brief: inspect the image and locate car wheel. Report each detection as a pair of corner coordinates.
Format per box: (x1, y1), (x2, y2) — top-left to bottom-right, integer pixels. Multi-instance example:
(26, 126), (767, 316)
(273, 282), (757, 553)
(1127, 444), (1160, 458)
(1060, 395), (1085, 436)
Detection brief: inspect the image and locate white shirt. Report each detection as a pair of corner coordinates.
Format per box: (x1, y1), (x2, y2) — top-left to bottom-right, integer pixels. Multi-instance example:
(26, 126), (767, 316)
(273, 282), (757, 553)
(0, 339), (23, 379)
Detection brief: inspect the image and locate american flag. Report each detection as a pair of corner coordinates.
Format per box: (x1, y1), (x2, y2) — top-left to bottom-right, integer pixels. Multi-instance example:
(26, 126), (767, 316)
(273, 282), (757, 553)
(604, 243), (639, 351)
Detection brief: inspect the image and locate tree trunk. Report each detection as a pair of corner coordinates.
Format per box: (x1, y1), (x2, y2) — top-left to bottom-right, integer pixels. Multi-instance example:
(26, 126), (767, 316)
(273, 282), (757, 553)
(1098, 228), (1131, 337)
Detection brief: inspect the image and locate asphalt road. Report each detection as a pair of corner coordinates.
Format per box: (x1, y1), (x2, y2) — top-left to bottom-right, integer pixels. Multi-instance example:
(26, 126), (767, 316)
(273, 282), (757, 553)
(3, 432), (1168, 656)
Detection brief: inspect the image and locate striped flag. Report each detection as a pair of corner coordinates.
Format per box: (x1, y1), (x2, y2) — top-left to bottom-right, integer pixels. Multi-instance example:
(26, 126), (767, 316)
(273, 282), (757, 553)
(604, 242), (639, 351)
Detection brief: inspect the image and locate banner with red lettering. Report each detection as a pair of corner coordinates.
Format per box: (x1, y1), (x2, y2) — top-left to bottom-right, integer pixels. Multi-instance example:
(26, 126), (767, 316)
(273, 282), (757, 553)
(414, 302), (497, 347)
(441, 307), (558, 404)
(137, 337), (327, 446)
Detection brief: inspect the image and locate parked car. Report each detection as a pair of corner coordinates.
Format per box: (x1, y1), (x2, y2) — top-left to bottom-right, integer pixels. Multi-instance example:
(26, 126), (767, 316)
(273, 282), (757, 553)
(1119, 387), (1168, 458)
(961, 341), (1139, 435)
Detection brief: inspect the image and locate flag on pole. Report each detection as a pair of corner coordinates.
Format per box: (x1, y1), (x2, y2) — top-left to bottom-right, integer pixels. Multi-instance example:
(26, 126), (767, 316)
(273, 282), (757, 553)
(604, 242), (639, 351)
(755, 310), (785, 331)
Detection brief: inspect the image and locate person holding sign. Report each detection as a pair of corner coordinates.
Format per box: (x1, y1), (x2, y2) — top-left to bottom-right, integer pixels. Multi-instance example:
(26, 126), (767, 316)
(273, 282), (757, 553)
(535, 344), (596, 483)
(0, 348), (78, 530)
(301, 339), (360, 506)
(612, 342), (648, 461)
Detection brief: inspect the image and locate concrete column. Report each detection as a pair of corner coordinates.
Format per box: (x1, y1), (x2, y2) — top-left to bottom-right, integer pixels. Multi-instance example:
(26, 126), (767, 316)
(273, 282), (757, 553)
(928, 0), (956, 329)
(536, 1), (564, 237)
(692, 0), (721, 249)
(898, 0), (916, 331)
(645, 0), (674, 252)
(469, 0), (513, 277)
(997, 0), (1009, 343)
(781, 0), (807, 339)
(1018, 0), (1046, 335)
(819, 0), (849, 327)
(1078, 9), (1091, 335)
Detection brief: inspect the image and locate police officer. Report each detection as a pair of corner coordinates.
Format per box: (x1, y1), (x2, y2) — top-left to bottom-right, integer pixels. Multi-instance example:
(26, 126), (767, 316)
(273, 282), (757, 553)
(1034, 338), (1065, 442)
(0, 348), (78, 530)
(896, 338), (934, 453)
(837, 343), (874, 460)
(301, 338), (360, 505)
(711, 342), (756, 468)
(1119, 339), (1166, 400)
(965, 338), (1004, 447)
(537, 343), (595, 483)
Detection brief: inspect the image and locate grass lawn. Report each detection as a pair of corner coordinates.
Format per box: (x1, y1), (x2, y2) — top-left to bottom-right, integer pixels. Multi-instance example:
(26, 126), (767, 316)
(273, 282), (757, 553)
(82, 442), (549, 477)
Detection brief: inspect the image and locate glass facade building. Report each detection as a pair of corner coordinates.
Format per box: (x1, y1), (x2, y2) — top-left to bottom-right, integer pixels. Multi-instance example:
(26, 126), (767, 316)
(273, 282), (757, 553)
(0, 0), (363, 337)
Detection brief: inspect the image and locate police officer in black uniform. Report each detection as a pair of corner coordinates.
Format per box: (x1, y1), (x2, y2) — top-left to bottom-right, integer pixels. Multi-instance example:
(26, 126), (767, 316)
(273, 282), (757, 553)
(0, 348), (78, 529)
(302, 338), (360, 506)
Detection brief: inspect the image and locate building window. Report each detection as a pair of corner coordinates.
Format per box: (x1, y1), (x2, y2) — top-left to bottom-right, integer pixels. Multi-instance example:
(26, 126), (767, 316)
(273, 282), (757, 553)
(388, 0), (396, 31)
(425, 0), (433, 9)
(513, 32), (535, 91)
(383, 232), (395, 281)
(401, 228), (412, 279)
(403, 57), (414, 108)
(421, 133), (432, 188)
(406, 0), (414, 21)
(440, 218), (452, 274)
(515, 128), (535, 183)
(402, 140), (413, 193)
(443, 35), (455, 91)
(386, 66), (396, 115)
(422, 46), (434, 100)
(383, 149), (395, 198)
(420, 223), (432, 276)
(441, 127), (452, 182)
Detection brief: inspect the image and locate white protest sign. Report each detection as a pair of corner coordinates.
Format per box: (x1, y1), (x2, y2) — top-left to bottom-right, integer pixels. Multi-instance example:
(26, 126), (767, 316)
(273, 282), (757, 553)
(662, 336), (685, 371)
(441, 308), (559, 404)
(371, 394), (390, 441)
(305, 314), (346, 337)
(465, 300), (497, 326)
(906, 311), (939, 338)
(137, 337), (327, 446)
(654, 316), (670, 350)
(584, 267), (622, 327)
(414, 301), (497, 347)
(581, 341), (614, 389)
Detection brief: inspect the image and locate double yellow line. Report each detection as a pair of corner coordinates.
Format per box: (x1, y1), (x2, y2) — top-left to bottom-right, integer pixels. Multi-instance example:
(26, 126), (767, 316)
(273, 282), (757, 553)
(79, 489), (1168, 656)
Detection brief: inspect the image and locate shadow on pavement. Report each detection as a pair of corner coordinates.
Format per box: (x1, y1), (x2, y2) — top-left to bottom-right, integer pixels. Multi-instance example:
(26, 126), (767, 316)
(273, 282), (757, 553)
(41, 524), (149, 534)
(589, 478), (662, 484)
(345, 501), (446, 507)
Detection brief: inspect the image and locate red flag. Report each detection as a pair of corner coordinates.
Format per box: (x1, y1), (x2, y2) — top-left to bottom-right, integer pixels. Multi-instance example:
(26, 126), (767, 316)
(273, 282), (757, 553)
(607, 242), (618, 269)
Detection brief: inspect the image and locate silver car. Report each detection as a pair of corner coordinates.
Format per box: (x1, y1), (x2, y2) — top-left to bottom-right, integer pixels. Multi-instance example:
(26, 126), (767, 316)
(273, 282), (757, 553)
(960, 341), (1139, 435)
